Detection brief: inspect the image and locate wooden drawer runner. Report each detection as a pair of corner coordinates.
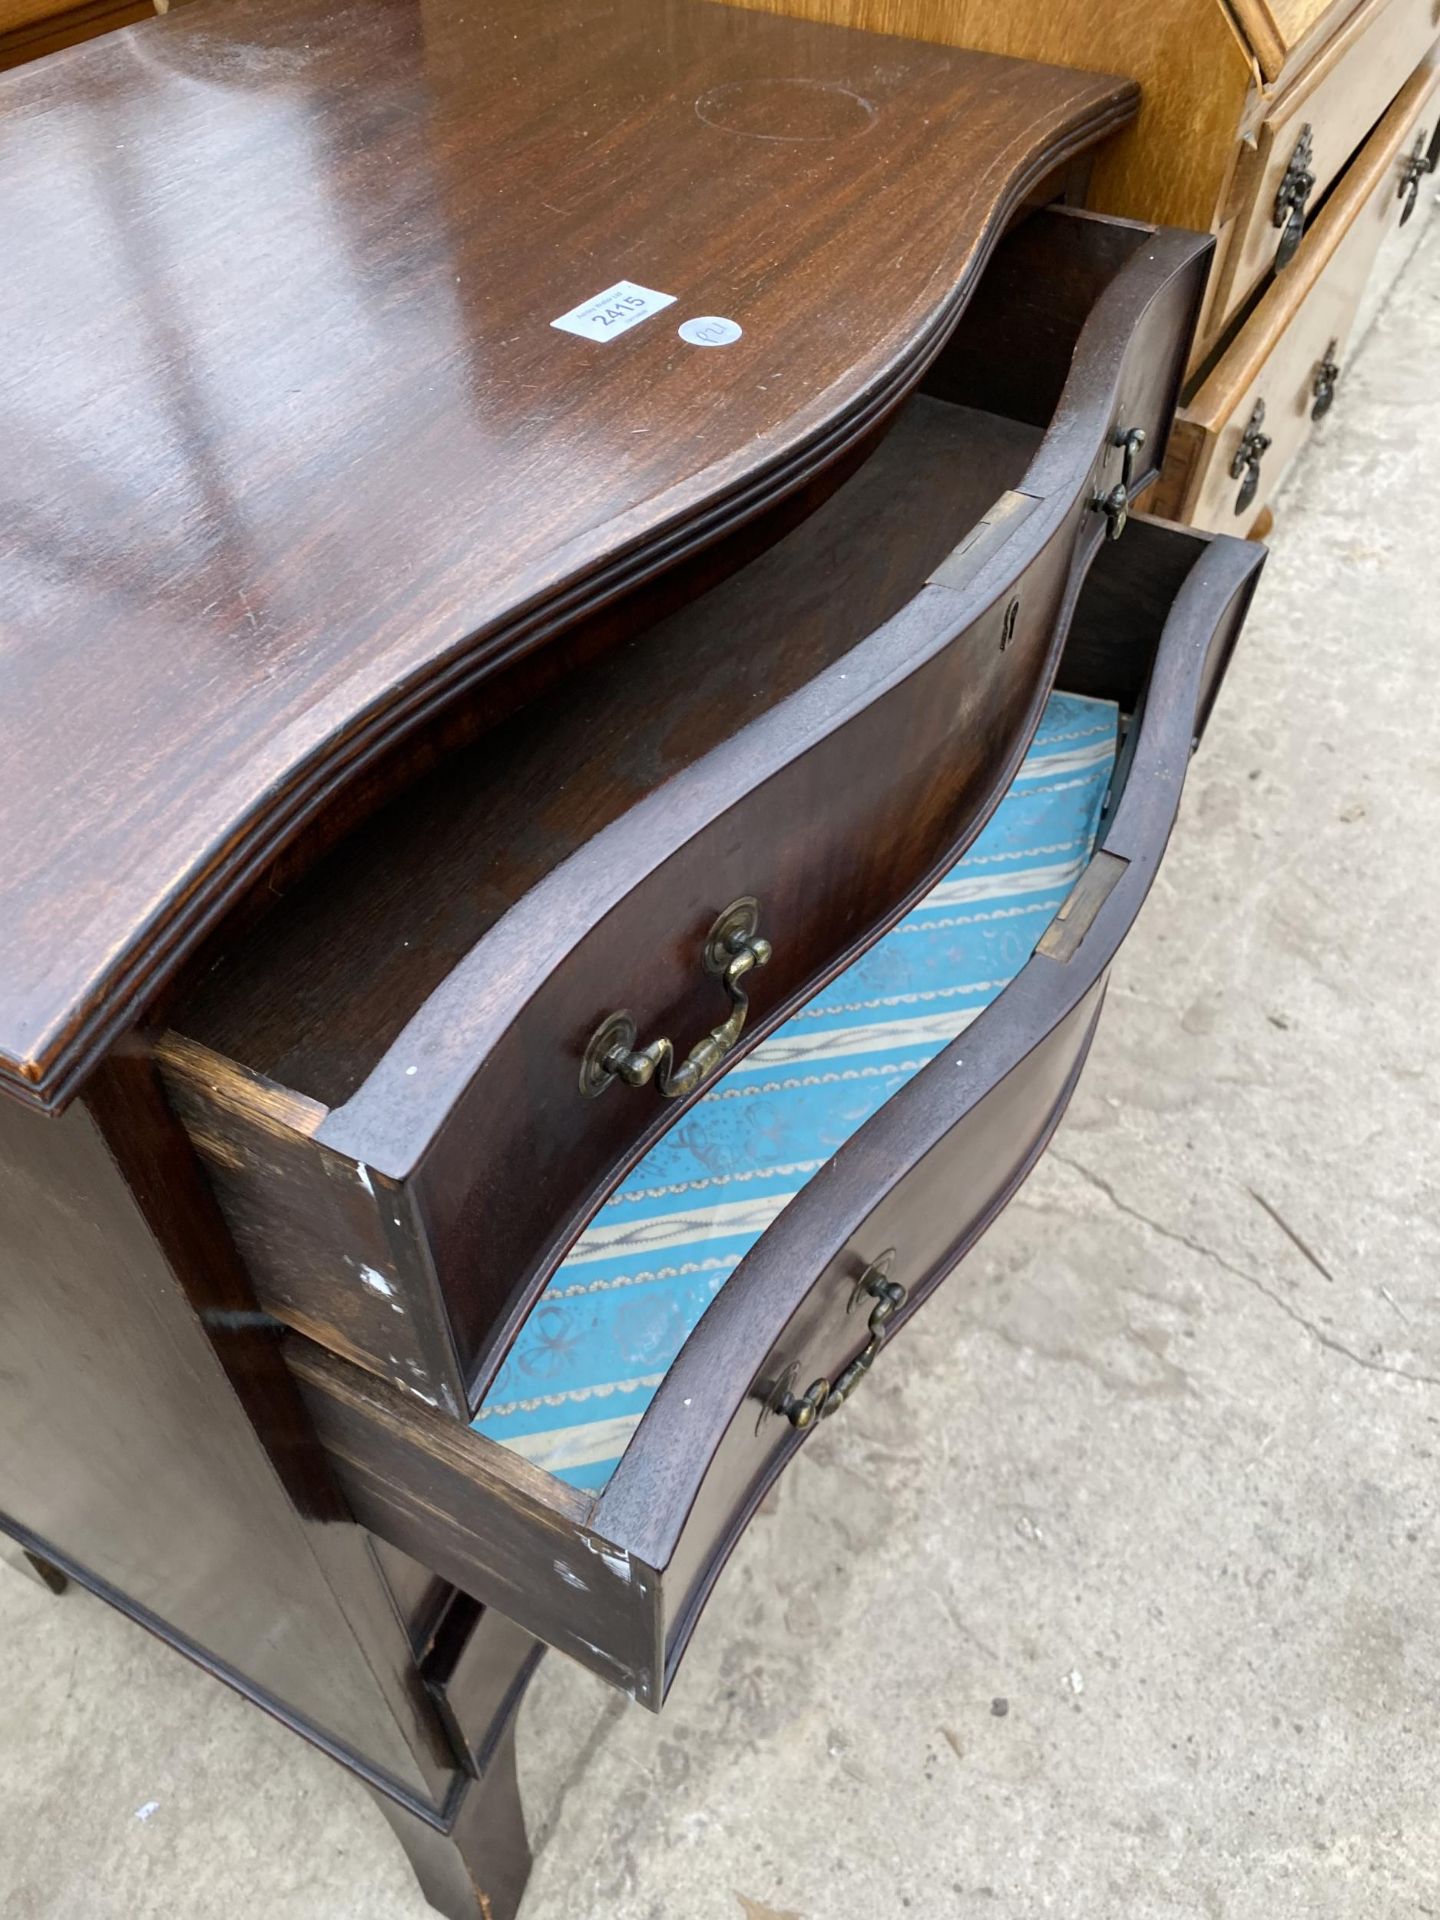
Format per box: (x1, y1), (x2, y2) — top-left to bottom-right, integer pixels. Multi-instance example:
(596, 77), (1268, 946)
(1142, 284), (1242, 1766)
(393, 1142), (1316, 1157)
(1209, 0), (1439, 332)
(156, 205), (1210, 1421)
(288, 516), (1265, 1709)
(1161, 56), (1439, 534)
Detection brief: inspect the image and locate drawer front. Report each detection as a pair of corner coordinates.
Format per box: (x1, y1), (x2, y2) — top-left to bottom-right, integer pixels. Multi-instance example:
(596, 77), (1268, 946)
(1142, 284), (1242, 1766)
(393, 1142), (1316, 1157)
(247, 518), (1092, 1425)
(596, 524), (1264, 1696)
(1350, 110), (1440, 337)
(1211, 0), (1439, 331)
(631, 980), (1110, 1696)
(164, 214), (1212, 1417)
(1240, 0), (1371, 84)
(290, 518), (1265, 1708)
(1174, 56), (1439, 534)
(1190, 219), (1371, 532)
(379, 523), (1085, 1385)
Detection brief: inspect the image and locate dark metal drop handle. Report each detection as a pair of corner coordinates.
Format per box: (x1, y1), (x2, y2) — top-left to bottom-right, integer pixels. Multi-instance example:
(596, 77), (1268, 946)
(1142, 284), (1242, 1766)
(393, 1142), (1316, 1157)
(1311, 341), (1341, 420)
(776, 1254), (908, 1429)
(1273, 124), (1315, 269)
(1091, 424), (1147, 541)
(580, 897), (772, 1100)
(1399, 130), (1434, 227)
(1230, 399), (1271, 516)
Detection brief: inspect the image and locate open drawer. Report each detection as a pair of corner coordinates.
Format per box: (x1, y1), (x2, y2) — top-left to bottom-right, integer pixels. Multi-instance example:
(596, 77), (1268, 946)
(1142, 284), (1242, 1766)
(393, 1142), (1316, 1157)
(155, 204), (1211, 1422)
(287, 515), (1265, 1708)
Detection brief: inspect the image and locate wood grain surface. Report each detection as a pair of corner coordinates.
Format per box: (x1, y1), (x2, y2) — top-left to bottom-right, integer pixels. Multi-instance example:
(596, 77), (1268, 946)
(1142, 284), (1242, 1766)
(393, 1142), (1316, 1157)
(178, 398), (1048, 1108)
(288, 1336), (667, 1703)
(0, 0), (1136, 1114)
(1242, 0), (1368, 79)
(0, 0), (153, 70)
(0, 1062), (466, 1805)
(715, 0), (1256, 238)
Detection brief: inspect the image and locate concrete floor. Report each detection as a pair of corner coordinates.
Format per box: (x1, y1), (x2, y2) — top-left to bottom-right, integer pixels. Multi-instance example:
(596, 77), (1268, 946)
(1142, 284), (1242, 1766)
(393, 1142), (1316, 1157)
(5, 223), (1440, 1920)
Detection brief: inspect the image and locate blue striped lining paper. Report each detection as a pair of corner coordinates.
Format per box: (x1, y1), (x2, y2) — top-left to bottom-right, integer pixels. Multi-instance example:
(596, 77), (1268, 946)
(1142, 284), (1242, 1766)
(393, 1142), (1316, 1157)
(472, 690), (1120, 1492)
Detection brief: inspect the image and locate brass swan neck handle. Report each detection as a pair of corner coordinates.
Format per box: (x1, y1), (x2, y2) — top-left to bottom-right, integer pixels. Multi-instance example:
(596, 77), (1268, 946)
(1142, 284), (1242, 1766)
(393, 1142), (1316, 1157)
(772, 1251), (908, 1430)
(580, 897), (772, 1100)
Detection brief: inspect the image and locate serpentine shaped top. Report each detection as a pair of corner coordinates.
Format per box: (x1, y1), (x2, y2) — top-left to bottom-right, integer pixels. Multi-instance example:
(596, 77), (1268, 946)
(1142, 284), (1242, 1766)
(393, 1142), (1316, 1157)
(0, 0), (1135, 1112)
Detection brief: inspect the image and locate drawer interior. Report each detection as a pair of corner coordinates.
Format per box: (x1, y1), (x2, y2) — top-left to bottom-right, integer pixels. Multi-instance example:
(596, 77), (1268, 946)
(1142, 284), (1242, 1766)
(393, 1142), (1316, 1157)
(451, 507), (1208, 1497)
(169, 207), (1157, 1111)
(471, 682), (1121, 1491)
(287, 517), (1263, 1707)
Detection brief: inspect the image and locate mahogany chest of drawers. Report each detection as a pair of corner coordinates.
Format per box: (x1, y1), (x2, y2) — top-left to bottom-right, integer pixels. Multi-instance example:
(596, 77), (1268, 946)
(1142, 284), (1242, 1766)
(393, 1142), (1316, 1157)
(0, 1), (1263, 1911)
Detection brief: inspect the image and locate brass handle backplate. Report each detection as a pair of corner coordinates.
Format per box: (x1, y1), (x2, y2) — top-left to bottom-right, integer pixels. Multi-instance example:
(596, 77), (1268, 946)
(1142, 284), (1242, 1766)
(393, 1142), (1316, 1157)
(580, 896), (772, 1100)
(772, 1251), (908, 1429)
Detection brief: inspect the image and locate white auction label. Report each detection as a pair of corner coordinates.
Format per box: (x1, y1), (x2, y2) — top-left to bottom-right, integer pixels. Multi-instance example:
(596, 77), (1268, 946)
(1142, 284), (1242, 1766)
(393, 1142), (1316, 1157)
(678, 315), (743, 347)
(550, 280), (676, 343)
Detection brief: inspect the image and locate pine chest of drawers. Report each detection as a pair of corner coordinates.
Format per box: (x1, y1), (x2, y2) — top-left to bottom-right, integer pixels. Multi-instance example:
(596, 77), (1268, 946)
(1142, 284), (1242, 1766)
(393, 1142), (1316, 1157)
(0, 2), (1263, 1913)
(716, 0), (1440, 536)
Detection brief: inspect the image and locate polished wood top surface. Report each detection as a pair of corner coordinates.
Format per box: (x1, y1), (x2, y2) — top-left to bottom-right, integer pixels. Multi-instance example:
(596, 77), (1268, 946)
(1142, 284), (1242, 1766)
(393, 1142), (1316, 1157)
(0, 0), (1134, 1112)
